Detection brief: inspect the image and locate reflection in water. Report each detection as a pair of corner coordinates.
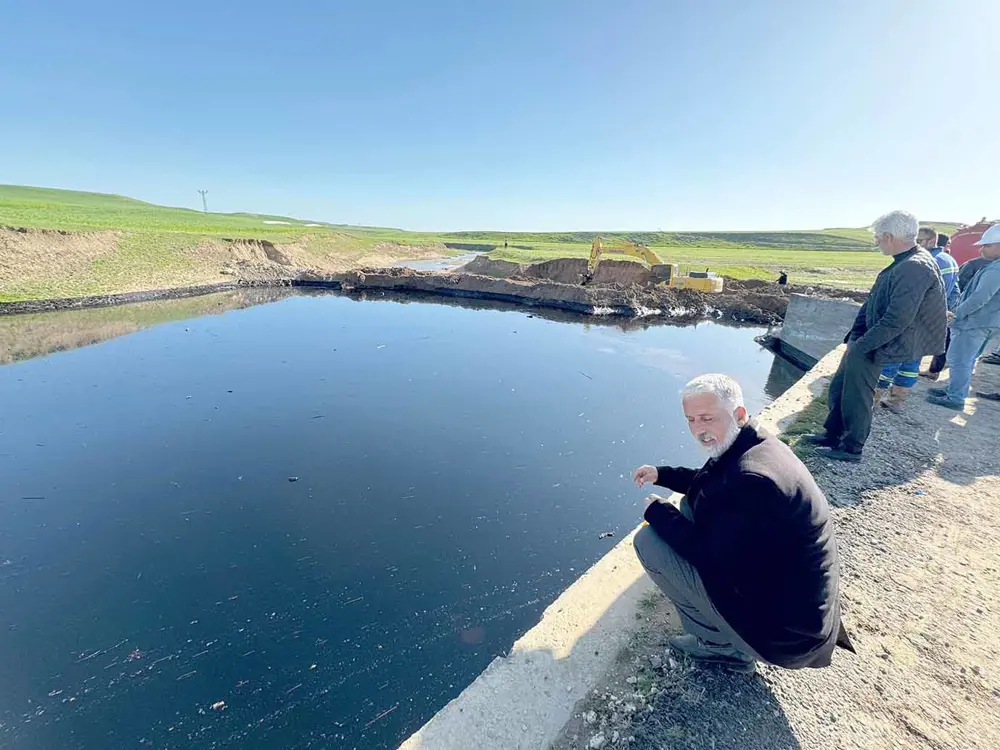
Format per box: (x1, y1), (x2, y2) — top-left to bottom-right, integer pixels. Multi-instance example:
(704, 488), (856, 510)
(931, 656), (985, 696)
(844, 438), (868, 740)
(0, 291), (798, 749)
(0, 288), (296, 364)
(763, 351), (807, 401)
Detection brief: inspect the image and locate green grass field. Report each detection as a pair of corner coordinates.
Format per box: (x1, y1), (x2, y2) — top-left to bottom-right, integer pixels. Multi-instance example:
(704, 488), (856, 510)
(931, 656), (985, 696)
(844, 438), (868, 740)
(0, 184), (964, 301)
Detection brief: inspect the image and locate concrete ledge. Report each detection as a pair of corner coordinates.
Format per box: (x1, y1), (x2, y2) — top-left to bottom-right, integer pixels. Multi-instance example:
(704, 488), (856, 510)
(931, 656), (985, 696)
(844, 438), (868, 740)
(398, 347), (845, 750)
(768, 294), (860, 368)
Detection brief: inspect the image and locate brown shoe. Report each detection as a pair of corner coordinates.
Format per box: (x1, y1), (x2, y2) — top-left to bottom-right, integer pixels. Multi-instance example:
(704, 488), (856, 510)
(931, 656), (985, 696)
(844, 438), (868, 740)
(919, 371), (940, 381)
(881, 385), (910, 414)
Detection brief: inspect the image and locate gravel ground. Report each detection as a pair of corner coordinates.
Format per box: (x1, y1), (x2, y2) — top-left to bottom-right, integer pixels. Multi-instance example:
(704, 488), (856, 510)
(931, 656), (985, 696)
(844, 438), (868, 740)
(552, 357), (1000, 750)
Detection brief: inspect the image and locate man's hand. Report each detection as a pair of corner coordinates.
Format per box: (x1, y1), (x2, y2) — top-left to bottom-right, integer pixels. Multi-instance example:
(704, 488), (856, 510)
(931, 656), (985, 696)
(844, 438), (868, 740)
(633, 465), (658, 488)
(947, 311), (956, 323)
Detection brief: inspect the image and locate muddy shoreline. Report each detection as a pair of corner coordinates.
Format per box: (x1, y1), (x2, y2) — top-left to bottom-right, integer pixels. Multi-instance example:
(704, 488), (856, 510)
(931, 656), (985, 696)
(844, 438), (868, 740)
(0, 280), (290, 316)
(0, 264), (866, 327)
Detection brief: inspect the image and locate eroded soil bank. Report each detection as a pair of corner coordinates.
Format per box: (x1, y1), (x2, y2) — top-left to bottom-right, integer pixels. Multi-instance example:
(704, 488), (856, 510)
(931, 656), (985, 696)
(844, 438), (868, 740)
(1, 243), (866, 325)
(307, 259), (866, 326)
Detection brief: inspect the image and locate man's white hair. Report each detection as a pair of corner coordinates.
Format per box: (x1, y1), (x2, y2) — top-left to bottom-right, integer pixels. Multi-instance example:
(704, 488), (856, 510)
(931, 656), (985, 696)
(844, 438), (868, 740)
(871, 210), (919, 243)
(682, 374), (745, 412)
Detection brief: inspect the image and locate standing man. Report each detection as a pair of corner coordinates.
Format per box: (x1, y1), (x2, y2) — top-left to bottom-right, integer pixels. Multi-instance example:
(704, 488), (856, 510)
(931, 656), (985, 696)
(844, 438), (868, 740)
(877, 227), (951, 408)
(927, 224), (1000, 410)
(632, 374), (852, 672)
(921, 232), (962, 380)
(804, 211), (947, 461)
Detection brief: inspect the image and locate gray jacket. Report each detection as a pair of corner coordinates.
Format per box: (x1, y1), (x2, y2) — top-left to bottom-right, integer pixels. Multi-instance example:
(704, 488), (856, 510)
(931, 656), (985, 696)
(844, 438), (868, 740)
(952, 258), (1000, 331)
(958, 256), (991, 293)
(848, 247), (947, 364)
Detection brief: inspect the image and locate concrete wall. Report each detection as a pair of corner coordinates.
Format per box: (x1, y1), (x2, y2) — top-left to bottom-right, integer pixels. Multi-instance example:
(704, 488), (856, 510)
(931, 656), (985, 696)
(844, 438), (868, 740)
(774, 293), (861, 368)
(397, 348), (845, 750)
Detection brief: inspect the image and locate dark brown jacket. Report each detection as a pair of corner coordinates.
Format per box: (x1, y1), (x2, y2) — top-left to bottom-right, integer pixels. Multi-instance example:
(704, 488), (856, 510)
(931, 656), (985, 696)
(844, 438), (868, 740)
(848, 247), (947, 363)
(645, 421), (853, 669)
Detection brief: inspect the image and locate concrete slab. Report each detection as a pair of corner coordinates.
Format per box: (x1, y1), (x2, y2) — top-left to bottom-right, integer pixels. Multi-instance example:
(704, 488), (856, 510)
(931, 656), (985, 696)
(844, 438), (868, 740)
(773, 294), (860, 367)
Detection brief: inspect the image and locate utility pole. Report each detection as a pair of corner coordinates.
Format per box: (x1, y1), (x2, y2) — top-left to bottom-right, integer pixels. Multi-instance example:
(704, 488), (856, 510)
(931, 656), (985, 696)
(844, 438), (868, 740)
(197, 189), (208, 213)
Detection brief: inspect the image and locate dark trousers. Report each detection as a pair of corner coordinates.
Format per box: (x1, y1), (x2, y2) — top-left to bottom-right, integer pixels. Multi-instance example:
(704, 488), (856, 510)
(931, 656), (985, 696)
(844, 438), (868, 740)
(928, 328), (951, 375)
(824, 345), (881, 453)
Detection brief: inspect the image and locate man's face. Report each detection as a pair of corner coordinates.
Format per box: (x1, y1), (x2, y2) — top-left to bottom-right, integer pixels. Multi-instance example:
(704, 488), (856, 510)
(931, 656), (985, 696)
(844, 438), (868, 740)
(875, 232), (893, 255)
(918, 233), (935, 249)
(682, 392), (742, 457)
(981, 243), (1000, 260)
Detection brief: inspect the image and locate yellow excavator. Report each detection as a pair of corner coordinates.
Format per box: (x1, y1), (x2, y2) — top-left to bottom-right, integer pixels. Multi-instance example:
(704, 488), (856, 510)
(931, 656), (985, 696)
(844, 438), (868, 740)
(586, 236), (724, 292)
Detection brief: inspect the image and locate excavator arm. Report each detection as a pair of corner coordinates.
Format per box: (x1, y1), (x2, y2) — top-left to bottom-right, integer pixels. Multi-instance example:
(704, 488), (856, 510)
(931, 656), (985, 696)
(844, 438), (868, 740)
(588, 236), (662, 274)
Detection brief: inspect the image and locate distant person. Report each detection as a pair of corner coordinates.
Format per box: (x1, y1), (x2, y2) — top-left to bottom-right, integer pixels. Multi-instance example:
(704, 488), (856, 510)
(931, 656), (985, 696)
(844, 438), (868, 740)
(632, 374), (853, 673)
(927, 224), (1000, 410)
(777, 270), (788, 286)
(921, 232), (962, 380)
(803, 211), (946, 461)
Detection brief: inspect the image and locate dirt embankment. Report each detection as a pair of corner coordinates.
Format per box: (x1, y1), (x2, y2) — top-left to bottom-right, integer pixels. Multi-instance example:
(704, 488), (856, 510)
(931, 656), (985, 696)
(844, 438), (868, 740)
(439, 256), (866, 324)
(0, 226), (449, 303)
(2, 227), (867, 324)
(304, 266), (790, 325)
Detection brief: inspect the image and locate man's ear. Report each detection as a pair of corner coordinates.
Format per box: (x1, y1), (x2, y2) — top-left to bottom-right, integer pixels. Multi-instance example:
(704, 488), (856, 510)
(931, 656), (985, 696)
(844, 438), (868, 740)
(734, 406), (748, 425)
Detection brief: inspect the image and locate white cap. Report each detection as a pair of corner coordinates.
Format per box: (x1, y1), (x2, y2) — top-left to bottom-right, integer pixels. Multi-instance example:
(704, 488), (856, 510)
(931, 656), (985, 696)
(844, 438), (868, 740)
(974, 223), (1000, 246)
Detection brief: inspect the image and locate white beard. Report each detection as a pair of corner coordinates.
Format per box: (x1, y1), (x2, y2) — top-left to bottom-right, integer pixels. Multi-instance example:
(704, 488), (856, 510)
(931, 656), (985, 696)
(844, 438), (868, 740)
(698, 419), (742, 459)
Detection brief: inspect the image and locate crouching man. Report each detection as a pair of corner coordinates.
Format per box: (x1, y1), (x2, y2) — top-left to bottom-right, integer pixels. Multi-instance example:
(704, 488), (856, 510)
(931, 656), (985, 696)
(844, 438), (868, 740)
(632, 374), (853, 673)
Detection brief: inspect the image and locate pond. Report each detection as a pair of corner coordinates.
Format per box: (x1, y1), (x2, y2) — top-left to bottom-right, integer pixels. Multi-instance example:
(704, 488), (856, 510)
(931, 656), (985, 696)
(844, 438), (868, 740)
(0, 290), (802, 749)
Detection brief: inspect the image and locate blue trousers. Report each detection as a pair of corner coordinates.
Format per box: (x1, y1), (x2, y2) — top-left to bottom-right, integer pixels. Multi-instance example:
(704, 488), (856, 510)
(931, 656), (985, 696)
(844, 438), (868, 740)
(878, 359), (921, 389)
(945, 327), (997, 401)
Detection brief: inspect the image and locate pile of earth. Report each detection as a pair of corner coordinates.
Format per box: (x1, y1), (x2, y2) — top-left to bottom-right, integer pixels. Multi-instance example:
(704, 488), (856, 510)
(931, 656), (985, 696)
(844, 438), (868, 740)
(304, 266), (791, 325)
(446, 256), (868, 322)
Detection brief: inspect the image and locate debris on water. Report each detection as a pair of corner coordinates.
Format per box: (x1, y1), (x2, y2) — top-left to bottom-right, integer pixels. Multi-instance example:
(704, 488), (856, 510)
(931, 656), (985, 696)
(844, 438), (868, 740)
(309, 664), (317, 670)
(363, 704), (398, 729)
(376, 344), (386, 349)
(288, 476), (299, 482)
(599, 531), (616, 539)
(211, 700), (226, 711)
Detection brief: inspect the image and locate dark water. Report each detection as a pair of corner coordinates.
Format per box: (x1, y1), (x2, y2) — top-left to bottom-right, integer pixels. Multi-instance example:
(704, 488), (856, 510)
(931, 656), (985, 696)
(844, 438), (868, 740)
(0, 292), (800, 749)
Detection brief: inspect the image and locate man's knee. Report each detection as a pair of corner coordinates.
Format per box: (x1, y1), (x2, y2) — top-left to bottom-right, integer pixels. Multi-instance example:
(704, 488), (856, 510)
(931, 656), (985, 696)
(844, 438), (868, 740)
(634, 524), (687, 581)
(633, 524), (664, 573)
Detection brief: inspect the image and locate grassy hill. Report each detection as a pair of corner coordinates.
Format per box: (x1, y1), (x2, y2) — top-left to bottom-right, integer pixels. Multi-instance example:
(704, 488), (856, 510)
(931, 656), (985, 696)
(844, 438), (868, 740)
(0, 184), (964, 301)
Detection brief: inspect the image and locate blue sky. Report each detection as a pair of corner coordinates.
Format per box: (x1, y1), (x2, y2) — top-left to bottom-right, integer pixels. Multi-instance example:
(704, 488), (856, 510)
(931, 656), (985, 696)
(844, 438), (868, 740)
(2, 0), (997, 231)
